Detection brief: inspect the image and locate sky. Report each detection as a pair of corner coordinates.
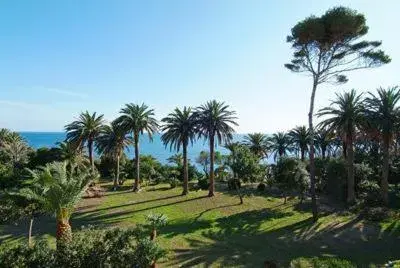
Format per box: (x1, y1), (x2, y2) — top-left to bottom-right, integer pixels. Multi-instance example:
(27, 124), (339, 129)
(1, 0), (399, 133)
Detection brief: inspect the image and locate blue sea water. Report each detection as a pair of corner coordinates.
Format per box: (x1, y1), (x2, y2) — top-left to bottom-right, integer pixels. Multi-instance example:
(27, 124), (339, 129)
(19, 132), (244, 164)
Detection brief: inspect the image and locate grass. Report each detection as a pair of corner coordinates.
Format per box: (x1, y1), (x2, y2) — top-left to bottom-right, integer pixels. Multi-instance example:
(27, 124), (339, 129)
(1, 180), (400, 267)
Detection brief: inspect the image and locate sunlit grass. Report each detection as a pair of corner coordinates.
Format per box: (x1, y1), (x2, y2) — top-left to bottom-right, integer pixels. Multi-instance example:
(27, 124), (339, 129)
(1, 180), (399, 267)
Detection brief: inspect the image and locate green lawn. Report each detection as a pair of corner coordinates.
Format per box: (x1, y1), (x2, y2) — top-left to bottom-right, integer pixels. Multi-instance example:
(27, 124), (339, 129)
(1, 181), (400, 267)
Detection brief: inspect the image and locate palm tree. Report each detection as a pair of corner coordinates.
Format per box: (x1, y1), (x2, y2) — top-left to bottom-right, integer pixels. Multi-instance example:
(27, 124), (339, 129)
(20, 162), (91, 249)
(268, 132), (291, 160)
(365, 87), (400, 205)
(115, 103), (159, 192)
(317, 89), (365, 204)
(314, 127), (336, 159)
(167, 153), (184, 166)
(56, 141), (89, 170)
(243, 133), (269, 159)
(289, 126), (310, 161)
(96, 122), (133, 190)
(161, 107), (197, 195)
(65, 111), (105, 170)
(195, 100), (238, 197)
(1, 135), (31, 172)
(0, 128), (22, 146)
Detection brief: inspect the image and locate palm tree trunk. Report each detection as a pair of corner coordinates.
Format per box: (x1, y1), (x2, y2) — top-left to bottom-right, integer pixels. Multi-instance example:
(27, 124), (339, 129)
(114, 154), (120, 191)
(182, 144), (189, 195)
(347, 133), (355, 204)
(133, 133), (140, 192)
(308, 81), (318, 222)
(322, 147), (326, 160)
(56, 216), (72, 250)
(382, 134), (390, 206)
(88, 139), (94, 170)
(28, 217), (34, 247)
(343, 140), (347, 159)
(301, 149), (305, 161)
(208, 135), (215, 197)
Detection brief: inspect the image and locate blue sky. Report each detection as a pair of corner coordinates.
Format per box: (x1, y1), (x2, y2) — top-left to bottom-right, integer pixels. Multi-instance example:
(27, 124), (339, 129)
(1, 0), (399, 133)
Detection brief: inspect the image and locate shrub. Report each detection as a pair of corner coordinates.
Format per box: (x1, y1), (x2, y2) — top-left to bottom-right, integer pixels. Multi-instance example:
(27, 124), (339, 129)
(325, 158), (347, 202)
(0, 239), (55, 268)
(0, 226), (166, 268)
(227, 178), (241, 190)
(313, 157), (329, 192)
(168, 177), (180, 189)
(274, 158), (309, 202)
(197, 177), (209, 190)
(358, 180), (383, 207)
(290, 256), (355, 268)
(362, 206), (390, 222)
(257, 182), (266, 192)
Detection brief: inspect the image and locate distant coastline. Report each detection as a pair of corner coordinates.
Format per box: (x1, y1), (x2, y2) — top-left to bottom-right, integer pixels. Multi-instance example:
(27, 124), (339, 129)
(19, 132), (255, 164)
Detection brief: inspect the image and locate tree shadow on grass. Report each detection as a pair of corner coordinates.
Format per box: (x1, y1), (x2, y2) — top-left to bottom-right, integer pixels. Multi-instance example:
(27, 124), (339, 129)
(73, 195), (210, 226)
(170, 209), (400, 267)
(79, 194), (183, 214)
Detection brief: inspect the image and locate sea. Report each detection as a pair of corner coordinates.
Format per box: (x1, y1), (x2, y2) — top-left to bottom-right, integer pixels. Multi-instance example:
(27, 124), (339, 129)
(19, 132), (246, 164)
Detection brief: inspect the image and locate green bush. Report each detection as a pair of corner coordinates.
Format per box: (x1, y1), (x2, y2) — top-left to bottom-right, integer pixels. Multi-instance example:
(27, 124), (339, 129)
(227, 178), (241, 190)
(274, 158), (309, 201)
(197, 177), (209, 190)
(325, 158), (375, 203)
(325, 158), (347, 202)
(362, 206), (390, 222)
(257, 182), (266, 192)
(290, 256), (355, 268)
(0, 226), (166, 268)
(358, 180), (383, 207)
(168, 177), (180, 189)
(0, 239), (55, 268)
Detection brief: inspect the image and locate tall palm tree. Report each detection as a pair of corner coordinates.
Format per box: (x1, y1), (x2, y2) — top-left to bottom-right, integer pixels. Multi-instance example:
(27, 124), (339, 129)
(317, 89), (365, 204)
(314, 127), (336, 159)
(65, 111), (105, 170)
(96, 122), (133, 190)
(20, 162), (91, 249)
(243, 133), (269, 159)
(161, 107), (197, 195)
(289, 126), (310, 161)
(268, 132), (291, 160)
(365, 87), (400, 205)
(115, 103), (159, 192)
(195, 100), (238, 197)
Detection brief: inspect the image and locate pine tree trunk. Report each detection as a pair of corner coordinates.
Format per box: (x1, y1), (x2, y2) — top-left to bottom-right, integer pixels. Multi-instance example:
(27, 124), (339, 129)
(308, 81), (318, 222)
(208, 135), (215, 197)
(182, 144), (189, 195)
(382, 134), (390, 206)
(28, 217), (34, 247)
(347, 133), (355, 204)
(133, 133), (140, 192)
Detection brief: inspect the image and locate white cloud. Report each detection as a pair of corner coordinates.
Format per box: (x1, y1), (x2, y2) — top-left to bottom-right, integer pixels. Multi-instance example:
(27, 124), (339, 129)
(0, 100), (40, 109)
(46, 88), (88, 99)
